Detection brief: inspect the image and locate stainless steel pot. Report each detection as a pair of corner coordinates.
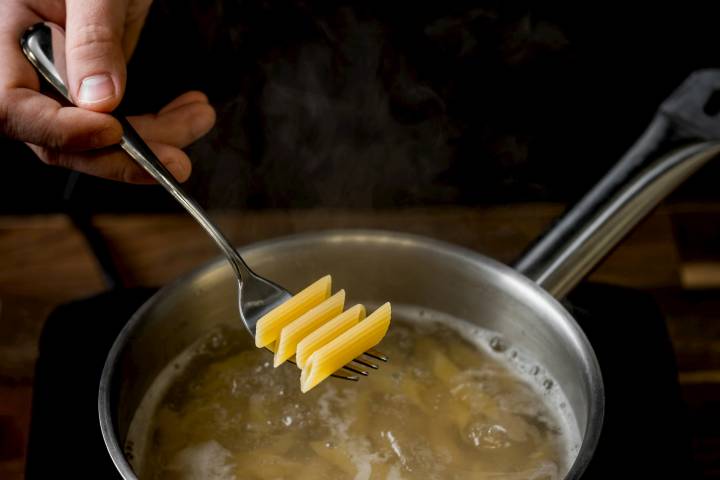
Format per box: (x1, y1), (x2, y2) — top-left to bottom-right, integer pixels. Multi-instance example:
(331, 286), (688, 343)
(99, 69), (720, 479)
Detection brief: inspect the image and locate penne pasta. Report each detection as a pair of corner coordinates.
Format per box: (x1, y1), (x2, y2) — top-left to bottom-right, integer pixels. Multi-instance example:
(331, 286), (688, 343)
(143, 318), (567, 479)
(254, 275), (392, 391)
(295, 304), (366, 369)
(301, 303), (391, 393)
(273, 290), (346, 367)
(254, 275), (332, 348)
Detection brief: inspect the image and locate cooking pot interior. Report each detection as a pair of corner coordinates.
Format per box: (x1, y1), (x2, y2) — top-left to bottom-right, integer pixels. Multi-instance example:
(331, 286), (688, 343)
(105, 231), (601, 476)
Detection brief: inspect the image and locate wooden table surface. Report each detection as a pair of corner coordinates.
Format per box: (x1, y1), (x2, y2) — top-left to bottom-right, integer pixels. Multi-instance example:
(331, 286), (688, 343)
(1, 204), (719, 478)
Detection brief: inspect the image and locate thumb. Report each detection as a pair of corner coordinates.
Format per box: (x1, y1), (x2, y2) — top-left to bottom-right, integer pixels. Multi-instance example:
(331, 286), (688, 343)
(65, 0), (127, 112)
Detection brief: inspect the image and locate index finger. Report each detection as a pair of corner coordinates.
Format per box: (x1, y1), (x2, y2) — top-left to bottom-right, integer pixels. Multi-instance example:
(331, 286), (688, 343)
(0, 5), (121, 150)
(0, 1), (64, 92)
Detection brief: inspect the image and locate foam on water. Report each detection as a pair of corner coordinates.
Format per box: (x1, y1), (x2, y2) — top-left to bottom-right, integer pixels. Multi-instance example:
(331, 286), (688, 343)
(316, 385), (384, 480)
(165, 441), (236, 480)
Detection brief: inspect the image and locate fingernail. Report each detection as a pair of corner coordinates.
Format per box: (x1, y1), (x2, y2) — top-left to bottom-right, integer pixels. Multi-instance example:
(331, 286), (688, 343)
(78, 74), (115, 104)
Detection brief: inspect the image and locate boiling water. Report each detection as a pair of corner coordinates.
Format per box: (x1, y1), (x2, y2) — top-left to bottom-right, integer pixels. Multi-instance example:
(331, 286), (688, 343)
(127, 305), (581, 480)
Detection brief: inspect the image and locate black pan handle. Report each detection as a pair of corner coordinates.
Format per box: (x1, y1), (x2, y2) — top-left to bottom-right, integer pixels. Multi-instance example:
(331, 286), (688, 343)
(515, 70), (720, 298)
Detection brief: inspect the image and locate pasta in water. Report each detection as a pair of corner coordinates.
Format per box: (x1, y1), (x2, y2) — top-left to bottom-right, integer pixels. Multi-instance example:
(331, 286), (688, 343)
(255, 276), (392, 392)
(128, 313), (579, 479)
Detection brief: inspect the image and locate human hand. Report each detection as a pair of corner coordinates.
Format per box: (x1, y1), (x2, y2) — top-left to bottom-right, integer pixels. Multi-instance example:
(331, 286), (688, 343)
(0, 0), (216, 183)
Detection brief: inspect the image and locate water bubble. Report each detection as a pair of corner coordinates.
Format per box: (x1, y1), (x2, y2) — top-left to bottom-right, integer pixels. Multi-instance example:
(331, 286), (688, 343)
(282, 416), (293, 427)
(489, 337), (508, 352)
(205, 332), (227, 352)
(530, 366), (540, 376)
(125, 442), (135, 461)
(543, 379), (554, 390)
(463, 418), (512, 450)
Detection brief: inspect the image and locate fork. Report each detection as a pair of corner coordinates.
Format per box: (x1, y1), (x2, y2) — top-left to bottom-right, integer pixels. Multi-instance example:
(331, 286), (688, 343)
(21, 22), (387, 380)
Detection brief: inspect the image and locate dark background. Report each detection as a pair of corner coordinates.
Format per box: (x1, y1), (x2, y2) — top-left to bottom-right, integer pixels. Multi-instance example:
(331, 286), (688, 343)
(2, 3), (720, 478)
(3, 1), (720, 214)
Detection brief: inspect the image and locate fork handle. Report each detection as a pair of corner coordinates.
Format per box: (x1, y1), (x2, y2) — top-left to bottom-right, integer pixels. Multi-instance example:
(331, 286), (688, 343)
(117, 118), (252, 278)
(21, 22), (253, 282)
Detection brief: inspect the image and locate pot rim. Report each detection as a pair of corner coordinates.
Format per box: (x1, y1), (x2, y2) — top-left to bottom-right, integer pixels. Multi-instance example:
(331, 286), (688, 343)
(98, 228), (604, 479)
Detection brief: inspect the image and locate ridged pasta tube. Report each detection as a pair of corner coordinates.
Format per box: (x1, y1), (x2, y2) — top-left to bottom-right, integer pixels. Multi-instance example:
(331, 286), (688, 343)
(301, 303), (391, 393)
(273, 290), (346, 367)
(295, 304), (366, 369)
(255, 275), (391, 392)
(255, 275), (331, 348)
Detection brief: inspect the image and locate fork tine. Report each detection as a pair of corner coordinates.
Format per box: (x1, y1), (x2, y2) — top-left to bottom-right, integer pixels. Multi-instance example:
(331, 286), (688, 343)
(342, 364), (369, 376)
(352, 357), (379, 369)
(265, 346), (385, 381)
(364, 349), (388, 362)
(332, 370), (359, 381)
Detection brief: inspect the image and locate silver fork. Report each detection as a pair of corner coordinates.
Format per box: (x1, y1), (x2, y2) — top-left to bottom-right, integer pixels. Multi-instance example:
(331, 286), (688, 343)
(21, 22), (387, 380)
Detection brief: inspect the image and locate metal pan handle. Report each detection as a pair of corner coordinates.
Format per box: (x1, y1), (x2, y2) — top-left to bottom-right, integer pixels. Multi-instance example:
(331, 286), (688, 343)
(514, 71), (720, 298)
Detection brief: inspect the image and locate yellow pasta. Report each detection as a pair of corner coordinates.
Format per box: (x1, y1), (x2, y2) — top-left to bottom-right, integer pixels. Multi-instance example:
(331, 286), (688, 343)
(295, 304), (366, 369)
(255, 275), (392, 392)
(254, 275), (331, 348)
(301, 303), (391, 393)
(273, 290), (346, 367)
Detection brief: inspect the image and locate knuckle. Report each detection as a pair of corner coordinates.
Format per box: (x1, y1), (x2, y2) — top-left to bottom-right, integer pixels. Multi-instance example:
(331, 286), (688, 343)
(39, 117), (71, 150)
(52, 131), (71, 151)
(0, 92), (66, 148)
(118, 161), (144, 183)
(68, 23), (118, 60)
(37, 148), (63, 167)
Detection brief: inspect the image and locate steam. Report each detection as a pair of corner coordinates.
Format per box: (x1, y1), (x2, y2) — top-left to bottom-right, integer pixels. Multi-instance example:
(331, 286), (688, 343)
(257, 10), (456, 208)
(181, 3), (569, 209)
